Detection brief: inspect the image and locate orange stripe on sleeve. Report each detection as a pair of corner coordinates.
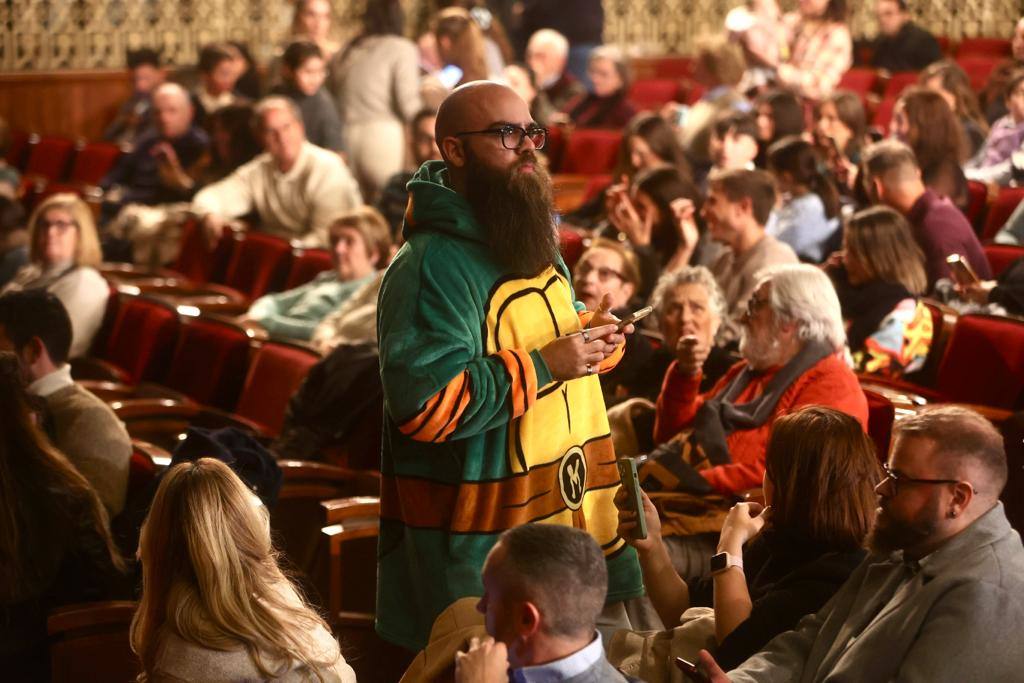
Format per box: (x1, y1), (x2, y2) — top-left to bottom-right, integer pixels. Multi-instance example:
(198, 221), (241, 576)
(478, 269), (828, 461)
(435, 378), (472, 442)
(398, 390), (443, 437)
(419, 372), (467, 441)
(496, 349), (537, 417)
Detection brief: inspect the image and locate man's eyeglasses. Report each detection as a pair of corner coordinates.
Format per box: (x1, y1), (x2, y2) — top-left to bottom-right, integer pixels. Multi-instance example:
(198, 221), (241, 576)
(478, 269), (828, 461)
(576, 264), (624, 283)
(455, 124), (547, 150)
(879, 464), (977, 495)
(744, 294), (770, 319)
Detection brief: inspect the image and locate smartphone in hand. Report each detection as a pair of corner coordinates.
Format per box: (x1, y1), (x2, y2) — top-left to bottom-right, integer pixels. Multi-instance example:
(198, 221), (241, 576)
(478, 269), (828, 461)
(946, 254), (979, 286)
(615, 306), (653, 332)
(616, 457), (648, 540)
(675, 657), (711, 683)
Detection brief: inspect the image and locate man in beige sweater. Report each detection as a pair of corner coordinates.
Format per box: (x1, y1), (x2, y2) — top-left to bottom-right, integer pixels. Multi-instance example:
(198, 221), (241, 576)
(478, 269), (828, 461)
(0, 291), (130, 517)
(192, 96), (362, 248)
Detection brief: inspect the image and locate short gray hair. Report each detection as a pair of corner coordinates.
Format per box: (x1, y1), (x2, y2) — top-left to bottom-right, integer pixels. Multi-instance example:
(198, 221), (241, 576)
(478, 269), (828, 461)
(650, 265), (727, 322)
(757, 264), (846, 351)
(497, 524), (607, 639)
(152, 82), (191, 106)
(894, 405), (1007, 496)
(252, 96), (303, 133)
(527, 29), (569, 59)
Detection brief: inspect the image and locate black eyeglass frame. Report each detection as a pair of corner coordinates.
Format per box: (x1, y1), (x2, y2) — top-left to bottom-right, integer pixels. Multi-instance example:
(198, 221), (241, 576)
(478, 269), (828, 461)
(879, 463), (977, 495)
(454, 124), (548, 150)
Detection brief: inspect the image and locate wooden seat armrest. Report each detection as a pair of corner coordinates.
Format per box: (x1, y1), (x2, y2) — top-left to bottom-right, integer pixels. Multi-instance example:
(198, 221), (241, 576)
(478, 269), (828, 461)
(321, 496), (381, 525)
(335, 611), (375, 629)
(69, 357), (132, 383)
(78, 379), (138, 402)
(47, 601), (139, 635)
(110, 398), (268, 435)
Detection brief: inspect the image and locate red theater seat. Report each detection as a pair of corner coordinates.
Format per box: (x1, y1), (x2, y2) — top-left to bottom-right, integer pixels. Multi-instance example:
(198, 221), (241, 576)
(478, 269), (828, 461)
(985, 244), (1024, 278)
(981, 187), (1024, 241)
(880, 71), (920, 100)
(964, 180), (989, 234)
(81, 293), (180, 384)
(68, 141), (122, 185)
(838, 67), (880, 98)
(935, 314), (1024, 409)
(956, 37), (1012, 59)
(863, 389), (896, 462)
(871, 95), (899, 133)
(234, 341), (321, 436)
(5, 128), (29, 169)
(628, 79), (682, 111)
(48, 601), (140, 683)
(560, 129), (623, 175)
(218, 231), (294, 300)
(956, 55), (1001, 93)
(22, 135), (75, 182)
(285, 248), (335, 289)
(158, 314), (252, 410)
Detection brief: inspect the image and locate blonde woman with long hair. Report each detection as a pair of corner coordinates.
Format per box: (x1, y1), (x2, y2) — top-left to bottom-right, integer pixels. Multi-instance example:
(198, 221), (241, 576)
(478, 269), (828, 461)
(0, 193), (108, 358)
(131, 458), (356, 682)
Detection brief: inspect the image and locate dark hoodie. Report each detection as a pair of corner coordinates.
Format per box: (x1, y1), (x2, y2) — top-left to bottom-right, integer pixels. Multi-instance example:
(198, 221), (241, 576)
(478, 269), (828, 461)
(375, 160), (643, 651)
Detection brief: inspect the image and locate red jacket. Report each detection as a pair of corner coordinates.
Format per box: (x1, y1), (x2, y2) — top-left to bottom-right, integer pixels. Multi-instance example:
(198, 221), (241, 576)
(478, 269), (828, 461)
(654, 353), (868, 495)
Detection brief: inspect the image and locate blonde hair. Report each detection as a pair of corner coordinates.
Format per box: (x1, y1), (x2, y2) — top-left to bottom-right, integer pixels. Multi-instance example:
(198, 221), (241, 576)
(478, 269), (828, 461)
(27, 193), (102, 267)
(576, 237), (641, 287)
(434, 7), (489, 83)
(844, 206), (928, 295)
(328, 205), (393, 269)
(131, 458), (335, 681)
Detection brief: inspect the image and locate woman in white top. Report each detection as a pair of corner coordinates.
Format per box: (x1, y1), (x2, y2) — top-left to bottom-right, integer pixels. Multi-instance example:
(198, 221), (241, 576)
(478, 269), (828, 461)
(1, 193), (107, 358)
(330, 0), (422, 202)
(131, 457), (356, 683)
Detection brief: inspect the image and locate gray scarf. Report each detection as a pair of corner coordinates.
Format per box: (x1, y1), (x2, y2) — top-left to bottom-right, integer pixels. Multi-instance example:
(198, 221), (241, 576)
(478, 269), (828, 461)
(694, 339), (835, 466)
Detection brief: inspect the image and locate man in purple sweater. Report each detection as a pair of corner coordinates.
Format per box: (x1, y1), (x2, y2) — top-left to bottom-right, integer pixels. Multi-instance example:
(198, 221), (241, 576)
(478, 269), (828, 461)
(863, 140), (990, 290)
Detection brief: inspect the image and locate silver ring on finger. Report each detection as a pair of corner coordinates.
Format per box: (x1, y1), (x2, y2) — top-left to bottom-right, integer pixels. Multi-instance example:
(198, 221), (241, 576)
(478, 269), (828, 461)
(586, 363), (594, 376)
(582, 329), (591, 343)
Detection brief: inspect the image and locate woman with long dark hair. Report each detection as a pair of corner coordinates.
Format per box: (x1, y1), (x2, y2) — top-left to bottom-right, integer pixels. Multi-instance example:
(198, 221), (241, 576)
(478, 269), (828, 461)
(891, 86), (969, 209)
(920, 60), (990, 157)
(766, 135), (841, 262)
(754, 88), (804, 167)
(0, 352), (126, 680)
(814, 89), (868, 192)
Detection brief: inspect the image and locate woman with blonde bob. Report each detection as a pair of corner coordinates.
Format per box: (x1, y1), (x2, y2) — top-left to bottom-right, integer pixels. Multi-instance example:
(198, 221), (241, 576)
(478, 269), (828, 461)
(828, 205), (932, 379)
(0, 193), (107, 358)
(131, 458), (355, 682)
(616, 406), (878, 674)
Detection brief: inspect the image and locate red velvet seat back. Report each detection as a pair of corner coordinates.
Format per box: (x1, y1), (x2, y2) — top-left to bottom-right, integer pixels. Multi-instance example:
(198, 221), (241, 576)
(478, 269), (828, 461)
(560, 129), (623, 175)
(964, 180), (988, 234)
(285, 248), (335, 289)
(24, 135), (75, 181)
(101, 296), (179, 384)
(628, 79), (682, 111)
(235, 341), (321, 435)
(936, 314), (1024, 409)
(863, 389), (895, 463)
(559, 228), (585, 273)
(221, 231), (293, 299)
(955, 38), (1011, 58)
(838, 68), (879, 105)
(880, 71), (920, 100)
(982, 187), (1024, 241)
(5, 128), (29, 169)
(955, 55), (1001, 93)
(161, 316), (251, 410)
(69, 142), (122, 185)
(871, 96), (899, 133)
(984, 244), (1024, 278)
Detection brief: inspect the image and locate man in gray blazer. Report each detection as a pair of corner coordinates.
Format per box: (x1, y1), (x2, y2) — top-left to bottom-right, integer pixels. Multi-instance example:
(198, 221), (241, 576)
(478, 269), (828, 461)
(456, 524), (635, 682)
(696, 404), (1024, 682)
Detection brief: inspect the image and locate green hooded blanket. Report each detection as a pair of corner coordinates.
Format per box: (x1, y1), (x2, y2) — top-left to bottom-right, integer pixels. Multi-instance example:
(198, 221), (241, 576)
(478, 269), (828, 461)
(376, 161), (643, 650)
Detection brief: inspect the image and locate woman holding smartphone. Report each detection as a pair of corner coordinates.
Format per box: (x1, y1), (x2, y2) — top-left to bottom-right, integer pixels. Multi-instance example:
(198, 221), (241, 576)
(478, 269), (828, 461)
(616, 406), (879, 672)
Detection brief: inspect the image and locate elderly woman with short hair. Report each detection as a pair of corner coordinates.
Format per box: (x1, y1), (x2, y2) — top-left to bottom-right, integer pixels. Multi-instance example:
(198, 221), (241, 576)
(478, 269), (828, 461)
(646, 264), (868, 578)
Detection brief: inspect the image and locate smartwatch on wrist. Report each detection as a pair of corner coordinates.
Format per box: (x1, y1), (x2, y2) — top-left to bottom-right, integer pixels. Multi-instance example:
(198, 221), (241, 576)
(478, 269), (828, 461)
(710, 551), (743, 576)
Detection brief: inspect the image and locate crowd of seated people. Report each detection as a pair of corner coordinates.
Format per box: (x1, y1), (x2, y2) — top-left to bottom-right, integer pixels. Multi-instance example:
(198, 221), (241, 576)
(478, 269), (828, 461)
(3, 3), (1024, 682)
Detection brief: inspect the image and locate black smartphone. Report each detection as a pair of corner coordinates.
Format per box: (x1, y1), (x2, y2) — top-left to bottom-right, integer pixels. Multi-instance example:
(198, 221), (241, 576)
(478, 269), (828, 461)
(615, 305), (653, 332)
(675, 657), (711, 683)
(616, 457), (647, 540)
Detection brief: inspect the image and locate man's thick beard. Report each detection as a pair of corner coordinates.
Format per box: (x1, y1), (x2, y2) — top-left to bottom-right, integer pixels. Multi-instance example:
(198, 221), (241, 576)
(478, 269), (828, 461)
(866, 502), (940, 555)
(464, 152), (561, 278)
(739, 324), (787, 370)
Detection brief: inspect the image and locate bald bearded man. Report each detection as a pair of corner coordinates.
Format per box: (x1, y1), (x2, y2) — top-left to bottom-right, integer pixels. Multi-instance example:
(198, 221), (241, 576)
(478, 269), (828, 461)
(376, 82), (643, 653)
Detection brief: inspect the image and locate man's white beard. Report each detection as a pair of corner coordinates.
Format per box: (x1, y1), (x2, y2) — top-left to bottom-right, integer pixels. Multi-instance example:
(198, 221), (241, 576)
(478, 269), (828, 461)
(739, 323), (787, 370)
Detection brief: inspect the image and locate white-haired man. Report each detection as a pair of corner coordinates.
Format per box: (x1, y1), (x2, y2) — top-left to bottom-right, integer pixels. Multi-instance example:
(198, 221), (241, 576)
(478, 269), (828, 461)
(526, 28), (586, 113)
(646, 264), (868, 579)
(191, 96), (362, 247)
(698, 405), (1024, 682)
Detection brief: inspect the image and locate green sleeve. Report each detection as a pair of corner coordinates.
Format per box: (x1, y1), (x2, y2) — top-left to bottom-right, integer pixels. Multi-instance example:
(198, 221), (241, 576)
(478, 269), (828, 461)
(379, 242), (552, 443)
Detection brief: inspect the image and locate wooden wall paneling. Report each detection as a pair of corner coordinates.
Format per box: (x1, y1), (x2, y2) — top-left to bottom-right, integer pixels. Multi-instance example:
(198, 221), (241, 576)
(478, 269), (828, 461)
(0, 70), (132, 141)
